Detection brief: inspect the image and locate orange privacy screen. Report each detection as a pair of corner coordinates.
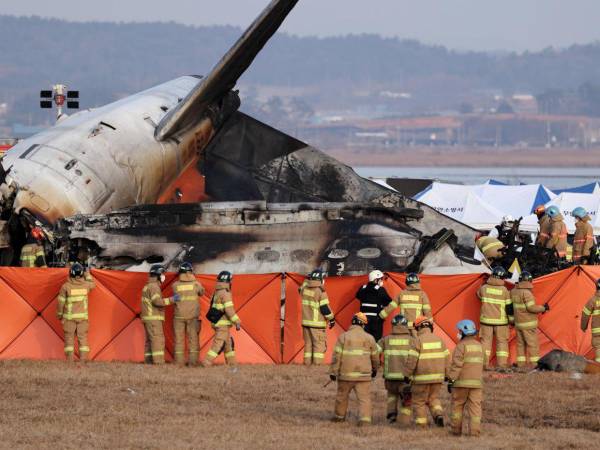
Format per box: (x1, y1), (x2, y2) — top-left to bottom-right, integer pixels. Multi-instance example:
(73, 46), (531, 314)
(0, 267), (595, 364)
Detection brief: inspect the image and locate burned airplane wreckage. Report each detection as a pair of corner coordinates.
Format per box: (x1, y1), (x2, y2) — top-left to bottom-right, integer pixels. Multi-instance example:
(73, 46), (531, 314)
(0, 0), (482, 275)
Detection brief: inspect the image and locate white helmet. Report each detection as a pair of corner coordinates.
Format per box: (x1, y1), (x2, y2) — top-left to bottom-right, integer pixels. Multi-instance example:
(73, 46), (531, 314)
(368, 270), (384, 282)
(502, 215), (514, 223)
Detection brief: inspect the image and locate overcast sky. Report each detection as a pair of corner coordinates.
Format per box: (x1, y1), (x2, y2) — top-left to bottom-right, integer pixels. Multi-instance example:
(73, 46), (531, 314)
(3, 0), (600, 51)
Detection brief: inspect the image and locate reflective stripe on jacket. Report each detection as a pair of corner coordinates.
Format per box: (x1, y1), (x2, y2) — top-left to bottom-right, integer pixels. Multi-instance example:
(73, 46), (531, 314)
(536, 215), (552, 246)
(477, 278), (512, 326)
(511, 281), (545, 330)
(330, 325), (379, 381)
(20, 243), (46, 268)
(545, 214), (568, 257)
(141, 280), (172, 321)
(412, 328), (450, 384)
(377, 325), (418, 380)
(57, 274), (96, 321)
(212, 282), (240, 328)
(476, 236), (504, 259)
(300, 280), (333, 328)
(380, 284), (432, 326)
(573, 218), (594, 259)
(581, 291), (600, 335)
(172, 273), (205, 320)
(447, 336), (484, 388)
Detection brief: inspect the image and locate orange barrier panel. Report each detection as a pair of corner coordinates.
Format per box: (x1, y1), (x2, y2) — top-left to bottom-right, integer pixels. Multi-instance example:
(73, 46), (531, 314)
(0, 267), (598, 364)
(0, 269), (282, 363)
(284, 268), (600, 366)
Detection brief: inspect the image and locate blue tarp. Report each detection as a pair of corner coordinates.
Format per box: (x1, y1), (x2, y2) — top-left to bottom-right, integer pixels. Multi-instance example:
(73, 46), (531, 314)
(553, 182), (600, 195)
(531, 185), (554, 212)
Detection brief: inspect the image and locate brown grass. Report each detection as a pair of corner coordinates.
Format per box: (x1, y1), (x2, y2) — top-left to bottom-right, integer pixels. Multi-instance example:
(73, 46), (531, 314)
(0, 361), (597, 449)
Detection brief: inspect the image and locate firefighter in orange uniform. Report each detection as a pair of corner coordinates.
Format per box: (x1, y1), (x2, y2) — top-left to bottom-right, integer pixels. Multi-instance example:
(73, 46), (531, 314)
(57, 263), (96, 362)
(172, 262), (205, 365)
(572, 207), (595, 264)
(447, 320), (484, 437)
(510, 271), (549, 368)
(330, 312), (379, 426)
(379, 272), (431, 330)
(20, 227), (47, 268)
(141, 265), (179, 364)
(534, 205), (551, 246)
(545, 206), (567, 258)
(300, 269), (335, 365)
(581, 279), (600, 363)
(477, 266), (512, 369)
(203, 271), (241, 367)
(378, 314), (418, 426)
(411, 316), (450, 428)
(476, 234), (505, 262)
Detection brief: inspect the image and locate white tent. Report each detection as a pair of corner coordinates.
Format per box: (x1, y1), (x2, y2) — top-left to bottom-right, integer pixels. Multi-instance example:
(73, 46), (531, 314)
(471, 184), (556, 219)
(416, 182), (505, 230)
(521, 192), (600, 234)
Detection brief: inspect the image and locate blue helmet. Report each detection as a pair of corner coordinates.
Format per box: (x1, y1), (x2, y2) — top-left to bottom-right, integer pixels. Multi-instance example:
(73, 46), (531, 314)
(546, 206), (560, 218)
(572, 207), (587, 220)
(457, 319), (477, 337)
(392, 314), (408, 326)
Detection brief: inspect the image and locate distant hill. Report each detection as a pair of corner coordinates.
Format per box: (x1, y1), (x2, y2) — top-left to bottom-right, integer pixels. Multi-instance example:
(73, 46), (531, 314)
(2, 15), (600, 127)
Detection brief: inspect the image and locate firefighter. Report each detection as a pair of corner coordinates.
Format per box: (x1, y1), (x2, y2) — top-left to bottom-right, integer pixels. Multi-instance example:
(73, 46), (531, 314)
(447, 320), (484, 437)
(56, 263), (96, 362)
(378, 314), (418, 426)
(411, 316), (450, 428)
(380, 272), (432, 331)
(510, 271), (549, 368)
(330, 312), (379, 426)
(572, 207), (595, 264)
(202, 271), (241, 367)
(477, 266), (512, 370)
(355, 269), (392, 341)
(581, 279), (600, 363)
(300, 269), (335, 365)
(172, 262), (205, 366)
(141, 265), (179, 364)
(545, 205), (567, 258)
(534, 205), (551, 246)
(20, 227), (47, 268)
(475, 234), (505, 261)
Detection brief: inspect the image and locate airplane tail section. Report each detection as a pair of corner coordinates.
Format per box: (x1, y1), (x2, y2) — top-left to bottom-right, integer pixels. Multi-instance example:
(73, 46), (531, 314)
(155, 0), (299, 141)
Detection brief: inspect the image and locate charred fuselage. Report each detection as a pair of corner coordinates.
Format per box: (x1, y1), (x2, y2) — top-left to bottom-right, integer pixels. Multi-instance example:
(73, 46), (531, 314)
(0, 0), (481, 275)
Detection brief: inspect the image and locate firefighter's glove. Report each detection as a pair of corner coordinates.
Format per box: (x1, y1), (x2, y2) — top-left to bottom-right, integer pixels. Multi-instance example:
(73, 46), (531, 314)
(371, 369), (377, 379)
(235, 322), (241, 331)
(172, 294), (181, 303)
(447, 380), (455, 393)
(403, 376), (410, 384)
(329, 374), (337, 382)
(328, 319), (335, 329)
(544, 303), (550, 312)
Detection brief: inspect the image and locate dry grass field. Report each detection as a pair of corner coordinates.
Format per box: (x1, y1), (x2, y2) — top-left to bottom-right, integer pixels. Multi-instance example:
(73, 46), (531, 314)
(0, 361), (598, 449)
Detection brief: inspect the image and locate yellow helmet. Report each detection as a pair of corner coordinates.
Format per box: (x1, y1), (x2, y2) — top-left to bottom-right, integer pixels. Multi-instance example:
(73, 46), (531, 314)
(352, 312), (369, 326)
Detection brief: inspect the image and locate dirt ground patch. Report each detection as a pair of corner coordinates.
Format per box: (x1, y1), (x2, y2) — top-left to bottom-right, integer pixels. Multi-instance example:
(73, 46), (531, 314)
(0, 361), (597, 449)
(328, 146), (600, 168)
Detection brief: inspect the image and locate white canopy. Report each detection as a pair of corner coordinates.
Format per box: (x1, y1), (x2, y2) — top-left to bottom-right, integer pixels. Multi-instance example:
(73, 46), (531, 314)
(471, 184), (556, 219)
(520, 192), (600, 234)
(415, 183), (505, 230)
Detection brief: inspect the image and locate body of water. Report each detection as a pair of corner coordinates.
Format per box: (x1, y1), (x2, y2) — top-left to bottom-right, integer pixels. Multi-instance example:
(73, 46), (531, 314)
(355, 166), (600, 190)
